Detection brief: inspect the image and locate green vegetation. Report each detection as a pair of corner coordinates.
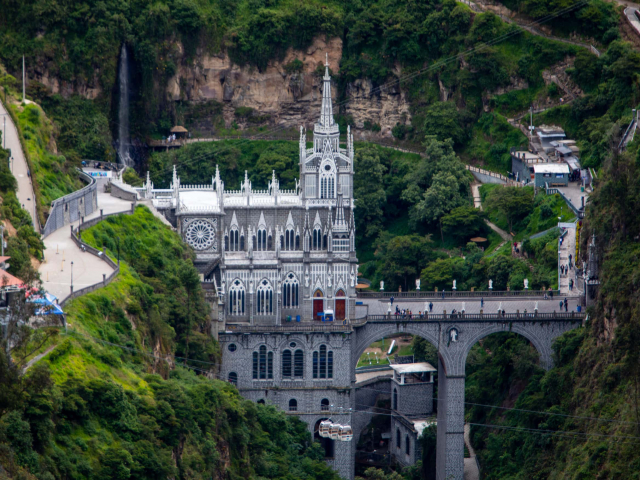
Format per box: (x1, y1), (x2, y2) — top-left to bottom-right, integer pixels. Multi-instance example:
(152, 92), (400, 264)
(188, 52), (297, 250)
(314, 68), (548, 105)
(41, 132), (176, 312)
(9, 101), (83, 218)
(0, 136), (43, 282)
(0, 206), (340, 479)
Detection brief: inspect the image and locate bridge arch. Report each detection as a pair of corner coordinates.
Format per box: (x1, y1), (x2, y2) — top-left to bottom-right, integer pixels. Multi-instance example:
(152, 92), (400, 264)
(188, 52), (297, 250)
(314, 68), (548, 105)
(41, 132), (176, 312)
(351, 322), (453, 376)
(458, 323), (556, 374)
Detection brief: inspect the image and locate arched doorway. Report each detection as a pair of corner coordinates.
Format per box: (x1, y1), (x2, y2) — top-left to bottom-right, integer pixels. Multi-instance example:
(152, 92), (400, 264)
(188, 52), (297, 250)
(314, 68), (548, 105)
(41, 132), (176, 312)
(335, 289), (346, 320)
(313, 289), (324, 320)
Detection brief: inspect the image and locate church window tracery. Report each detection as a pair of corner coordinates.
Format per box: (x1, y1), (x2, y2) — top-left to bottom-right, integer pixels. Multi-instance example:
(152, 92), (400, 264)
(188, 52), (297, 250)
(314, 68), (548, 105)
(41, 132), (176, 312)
(312, 344), (333, 379)
(256, 279), (274, 315)
(282, 273), (299, 308)
(228, 279), (245, 315)
(253, 345), (273, 379)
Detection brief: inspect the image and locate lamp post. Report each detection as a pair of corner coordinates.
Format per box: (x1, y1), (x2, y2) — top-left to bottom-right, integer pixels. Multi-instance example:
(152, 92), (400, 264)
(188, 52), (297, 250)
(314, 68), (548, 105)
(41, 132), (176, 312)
(70, 261), (74, 293)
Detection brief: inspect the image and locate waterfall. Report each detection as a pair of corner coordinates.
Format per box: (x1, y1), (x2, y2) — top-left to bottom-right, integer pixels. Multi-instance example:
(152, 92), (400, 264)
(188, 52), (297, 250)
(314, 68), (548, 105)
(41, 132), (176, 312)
(118, 44), (131, 166)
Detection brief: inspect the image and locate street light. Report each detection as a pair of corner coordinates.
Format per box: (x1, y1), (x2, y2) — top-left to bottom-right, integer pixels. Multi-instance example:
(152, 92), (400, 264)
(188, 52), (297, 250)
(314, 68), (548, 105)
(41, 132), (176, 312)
(70, 261), (74, 293)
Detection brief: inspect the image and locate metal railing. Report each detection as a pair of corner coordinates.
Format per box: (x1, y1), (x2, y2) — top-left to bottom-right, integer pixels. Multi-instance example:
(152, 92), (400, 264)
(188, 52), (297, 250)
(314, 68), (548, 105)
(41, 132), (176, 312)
(364, 312), (585, 322)
(545, 185), (585, 219)
(357, 290), (559, 299)
(59, 204), (136, 307)
(223, 322), (353, 334)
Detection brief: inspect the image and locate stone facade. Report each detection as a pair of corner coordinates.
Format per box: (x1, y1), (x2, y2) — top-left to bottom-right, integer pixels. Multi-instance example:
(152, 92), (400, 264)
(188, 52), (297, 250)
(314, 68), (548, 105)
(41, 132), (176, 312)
(219, 315), (580, 479)
(153, 60), (358, 326)
(391, 415), (423, 468)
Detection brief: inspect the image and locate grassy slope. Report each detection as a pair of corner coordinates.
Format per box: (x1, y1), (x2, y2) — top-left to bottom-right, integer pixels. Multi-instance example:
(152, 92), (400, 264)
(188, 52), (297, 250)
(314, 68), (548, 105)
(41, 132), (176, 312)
(13, 206), (339, 480)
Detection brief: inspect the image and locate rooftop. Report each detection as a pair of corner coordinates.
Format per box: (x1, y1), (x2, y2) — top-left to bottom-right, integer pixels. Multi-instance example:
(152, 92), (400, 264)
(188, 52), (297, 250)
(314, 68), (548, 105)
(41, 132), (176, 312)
(533, 163), (570, 174)
(390, 362), (437, 374)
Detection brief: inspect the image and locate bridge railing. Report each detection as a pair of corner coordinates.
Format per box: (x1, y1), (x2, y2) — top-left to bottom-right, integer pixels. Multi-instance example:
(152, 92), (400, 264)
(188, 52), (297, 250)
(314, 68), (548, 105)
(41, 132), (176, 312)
(357, 290), (559, 299)
(364, 312), (585, 322)
(224, 323), (353, 334)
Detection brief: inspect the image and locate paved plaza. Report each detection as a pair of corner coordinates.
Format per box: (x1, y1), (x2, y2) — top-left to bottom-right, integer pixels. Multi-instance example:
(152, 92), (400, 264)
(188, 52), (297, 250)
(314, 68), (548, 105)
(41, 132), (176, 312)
(358, 296), (581, 317)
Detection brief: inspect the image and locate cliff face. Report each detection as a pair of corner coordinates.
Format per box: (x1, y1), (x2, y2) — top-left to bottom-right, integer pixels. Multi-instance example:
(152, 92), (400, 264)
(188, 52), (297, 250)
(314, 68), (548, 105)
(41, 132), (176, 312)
(169, 36), (412, 135)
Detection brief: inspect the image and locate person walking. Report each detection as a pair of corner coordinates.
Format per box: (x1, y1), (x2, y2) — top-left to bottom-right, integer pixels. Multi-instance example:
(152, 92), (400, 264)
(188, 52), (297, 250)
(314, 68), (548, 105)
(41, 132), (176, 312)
(390, 296), (394, 306)
(569, 254), (572, 264)
(564, 298), (568, 312)
(549, 288), (553, 300)
(561, 265), (564, 275)
(429, 302), (433, 312)
(559, 300), (563, 311)
(569, 279), (573, 291)
(481, 297), (484, 308)
(442, 289), (445, 300)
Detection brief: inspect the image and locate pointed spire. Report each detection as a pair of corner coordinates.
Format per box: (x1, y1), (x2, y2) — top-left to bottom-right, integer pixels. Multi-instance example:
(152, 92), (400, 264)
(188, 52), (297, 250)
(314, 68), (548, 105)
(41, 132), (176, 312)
(215, 164), (221, 189)
(172, 165), (178, 187)
(319, 53), (335, 129)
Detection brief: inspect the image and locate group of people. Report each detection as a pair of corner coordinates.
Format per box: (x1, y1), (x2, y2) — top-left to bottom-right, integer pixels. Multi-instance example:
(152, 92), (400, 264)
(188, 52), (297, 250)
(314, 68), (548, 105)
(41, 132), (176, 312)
(164, 134), (179, 144)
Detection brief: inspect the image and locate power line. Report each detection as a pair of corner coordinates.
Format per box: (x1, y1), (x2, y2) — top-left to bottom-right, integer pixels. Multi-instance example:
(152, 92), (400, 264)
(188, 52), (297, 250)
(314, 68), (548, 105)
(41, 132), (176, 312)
(67, 329), (640, 429)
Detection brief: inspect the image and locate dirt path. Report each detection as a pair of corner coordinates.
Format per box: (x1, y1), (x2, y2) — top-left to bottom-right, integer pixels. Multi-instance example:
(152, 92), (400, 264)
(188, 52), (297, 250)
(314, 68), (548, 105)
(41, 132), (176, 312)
(22, 345), (56, 372)
(464, 424), (480, 480)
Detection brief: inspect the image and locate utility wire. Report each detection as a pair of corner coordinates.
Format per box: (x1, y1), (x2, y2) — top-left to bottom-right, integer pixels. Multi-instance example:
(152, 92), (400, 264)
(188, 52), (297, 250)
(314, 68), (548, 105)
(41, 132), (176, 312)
(63, 329), (639, 429)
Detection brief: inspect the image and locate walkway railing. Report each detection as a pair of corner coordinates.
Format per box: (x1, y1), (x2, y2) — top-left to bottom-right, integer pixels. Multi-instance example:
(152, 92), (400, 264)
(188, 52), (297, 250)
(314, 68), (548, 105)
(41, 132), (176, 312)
(357, 289), (559, 299)
(221, 311), (585, 334)
(545, 184), (585, 219)
(60, 203), (136, 307)
(364, 312), (585, 322)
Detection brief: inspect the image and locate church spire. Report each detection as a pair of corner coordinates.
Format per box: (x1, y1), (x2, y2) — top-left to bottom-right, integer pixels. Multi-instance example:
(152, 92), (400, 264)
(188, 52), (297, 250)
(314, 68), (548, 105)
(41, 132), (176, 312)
(333, 187), (348, 233)
(319, 54), (335, 129)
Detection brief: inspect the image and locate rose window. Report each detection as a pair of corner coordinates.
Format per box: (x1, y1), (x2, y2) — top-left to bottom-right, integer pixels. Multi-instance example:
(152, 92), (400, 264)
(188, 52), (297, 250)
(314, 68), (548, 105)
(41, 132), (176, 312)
(186, 220), (215, 250)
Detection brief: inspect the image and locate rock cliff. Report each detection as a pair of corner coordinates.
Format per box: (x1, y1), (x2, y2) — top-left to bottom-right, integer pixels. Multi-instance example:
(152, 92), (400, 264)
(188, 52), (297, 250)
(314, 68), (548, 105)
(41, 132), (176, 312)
(169, 36), (412, 136)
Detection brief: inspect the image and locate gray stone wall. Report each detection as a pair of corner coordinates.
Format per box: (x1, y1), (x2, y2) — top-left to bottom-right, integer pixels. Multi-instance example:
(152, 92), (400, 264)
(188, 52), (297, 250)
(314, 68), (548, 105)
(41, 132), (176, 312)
(394, 380), (434, 416)
(390, 415), (421, 468)
(43, 170), (98, 238)
(355, 377), (391, 411)
(110, 180), (139, 201)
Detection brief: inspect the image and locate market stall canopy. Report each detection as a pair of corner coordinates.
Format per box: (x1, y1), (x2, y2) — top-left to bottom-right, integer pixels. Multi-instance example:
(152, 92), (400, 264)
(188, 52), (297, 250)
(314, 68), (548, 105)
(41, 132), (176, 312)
(470, 237), (487, 242)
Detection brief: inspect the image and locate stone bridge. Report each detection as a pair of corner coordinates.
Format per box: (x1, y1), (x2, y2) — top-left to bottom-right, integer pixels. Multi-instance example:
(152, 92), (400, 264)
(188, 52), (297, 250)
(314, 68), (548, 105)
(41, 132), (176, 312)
(351, 313), (582, 480)
(220, 311), (585, 480)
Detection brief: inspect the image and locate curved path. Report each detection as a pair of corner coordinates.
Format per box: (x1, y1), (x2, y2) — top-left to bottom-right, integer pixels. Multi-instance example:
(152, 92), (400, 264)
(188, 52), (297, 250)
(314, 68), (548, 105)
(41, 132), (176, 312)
(39, 190), (132, 302)
(464, 424), (480, 480)
(0, 98), (39, 231)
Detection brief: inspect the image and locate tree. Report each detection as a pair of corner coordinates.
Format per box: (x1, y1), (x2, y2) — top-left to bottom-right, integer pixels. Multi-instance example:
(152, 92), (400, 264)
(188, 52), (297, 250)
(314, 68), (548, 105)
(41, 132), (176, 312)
(354, 147), (387, 238)
(485, 186), (534, 232)
(441, 206), (486, 243)
(423, 102), (466, 145)
(420, 257), (459, 291)
(374, 234), (433, 291)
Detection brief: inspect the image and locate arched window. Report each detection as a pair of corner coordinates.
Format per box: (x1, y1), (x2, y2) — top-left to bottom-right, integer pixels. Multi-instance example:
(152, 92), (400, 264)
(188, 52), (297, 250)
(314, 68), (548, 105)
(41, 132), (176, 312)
(229, 228), (239, 251)
(228, 279), (245, 315)
(285, 228), (295, 250)
(294, 349), (304, 378)
(406, 435), (410, 455)
(257, 229), (267, 251)
(254, 345), (273, 379)
(396, 429), (401, 449)
(289, 399), (297, 412)
(256, 279), (274, 315)
(313, 228), (322, 250)
(321, 398), (330, 411)
(393, 388), (398, 410)
(257, 399), (265, 405)
(268, 234), (272, 250)
(282, 349), (292, 378)
(228, 372), (237, 385)
(313, 344), (333, 379)
(320, 169), (335, 199)
(282, 273), (299, 308)
(323, 234), (328, 250)
(280, 234), (285, 249)
(240, 234), (245, 250)
(224, 235), (229, 251)
(295, 234), (300, 250)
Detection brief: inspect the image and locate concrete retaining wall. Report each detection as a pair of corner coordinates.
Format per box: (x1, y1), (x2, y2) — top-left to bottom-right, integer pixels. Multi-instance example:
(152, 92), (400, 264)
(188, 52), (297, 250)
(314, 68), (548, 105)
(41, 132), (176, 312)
(42, 170), (98, 238)
(110, 180), (139, 202)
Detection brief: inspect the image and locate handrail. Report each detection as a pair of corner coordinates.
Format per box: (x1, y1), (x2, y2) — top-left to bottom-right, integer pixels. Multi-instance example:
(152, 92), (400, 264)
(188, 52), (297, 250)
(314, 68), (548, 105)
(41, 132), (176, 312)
(364, 312), (585, 322)
(60, 203), (136, 307)
(356, 290), (560, 298)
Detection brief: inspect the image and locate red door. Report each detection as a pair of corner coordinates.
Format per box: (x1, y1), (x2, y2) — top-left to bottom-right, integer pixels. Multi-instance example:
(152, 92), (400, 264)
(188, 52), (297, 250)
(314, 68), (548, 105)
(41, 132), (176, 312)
(313, 290), (323, 320)
(335, 290), (346, 320)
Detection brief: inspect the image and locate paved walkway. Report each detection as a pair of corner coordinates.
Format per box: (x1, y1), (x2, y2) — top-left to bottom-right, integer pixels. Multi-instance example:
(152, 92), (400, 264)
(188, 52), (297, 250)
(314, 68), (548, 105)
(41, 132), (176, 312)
(364, 297), (580, 316)
(464, 424), (480, 480)
(39, 191), (132, 302)
(625, 7), (640, 36)
(558, 224), (578, 295)
(0, 99), (39, 231)
(555, 182), (588, 214)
